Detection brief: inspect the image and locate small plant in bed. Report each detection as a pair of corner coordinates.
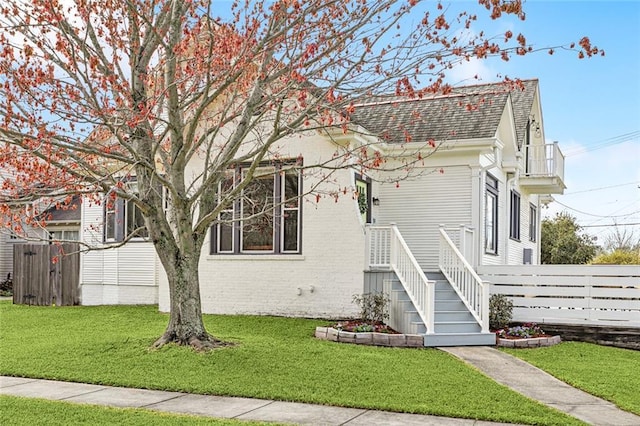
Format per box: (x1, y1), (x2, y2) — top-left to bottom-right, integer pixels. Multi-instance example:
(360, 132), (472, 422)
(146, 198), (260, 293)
(334, 320), (399, 334)
(496, 323), (549, 339)
(332, 292), (399, 333)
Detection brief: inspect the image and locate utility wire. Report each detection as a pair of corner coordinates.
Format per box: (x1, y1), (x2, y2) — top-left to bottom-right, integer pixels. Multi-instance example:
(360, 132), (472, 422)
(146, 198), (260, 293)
(581, 222), (640, 228)
(564, 181), (640, 195)
(564, 130), (640, 157)
(554, 200), (639, 218)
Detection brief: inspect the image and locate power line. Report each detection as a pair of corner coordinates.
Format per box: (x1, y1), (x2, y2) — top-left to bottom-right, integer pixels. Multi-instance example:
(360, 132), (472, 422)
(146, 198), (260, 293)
(581, 222), (640, 228)
(554, 200), (639, 218)
(564, 181), (640, 195)
(564, 130), (640, 157)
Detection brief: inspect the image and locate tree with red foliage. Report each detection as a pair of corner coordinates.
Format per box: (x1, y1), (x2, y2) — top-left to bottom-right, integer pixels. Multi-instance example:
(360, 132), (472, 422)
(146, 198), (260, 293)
(0, 0), (601, 350)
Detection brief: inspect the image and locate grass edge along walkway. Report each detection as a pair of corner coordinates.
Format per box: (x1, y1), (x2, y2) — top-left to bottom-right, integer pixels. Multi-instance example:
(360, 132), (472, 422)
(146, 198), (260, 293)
(0, 302), (581, 425)
(0, 394), (281, 426)
(503, 341), (640, 416)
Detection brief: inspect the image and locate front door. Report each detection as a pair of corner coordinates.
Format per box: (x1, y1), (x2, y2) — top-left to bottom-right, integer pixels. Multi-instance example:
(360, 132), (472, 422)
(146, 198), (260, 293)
(355, 174), (371, 224)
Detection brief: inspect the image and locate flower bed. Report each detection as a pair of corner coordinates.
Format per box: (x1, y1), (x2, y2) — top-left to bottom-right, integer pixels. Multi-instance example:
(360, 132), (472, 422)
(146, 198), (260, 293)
(494, 323), (561, 348)
(315, 326), (424, 348)
(496, 335), (561, 348)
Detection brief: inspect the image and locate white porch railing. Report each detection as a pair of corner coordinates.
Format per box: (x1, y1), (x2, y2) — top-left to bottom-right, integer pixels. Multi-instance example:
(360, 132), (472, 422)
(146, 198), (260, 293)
(523, 142), (565, 181)
(439, 227), (490, 332)
(366, 225), (435, 334)
(440, 225), (476, 268)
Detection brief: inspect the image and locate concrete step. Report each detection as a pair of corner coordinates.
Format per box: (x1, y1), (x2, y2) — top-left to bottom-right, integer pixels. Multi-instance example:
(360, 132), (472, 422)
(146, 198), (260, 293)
(423, 332), (496, 347)
(434, 321), (481, 334)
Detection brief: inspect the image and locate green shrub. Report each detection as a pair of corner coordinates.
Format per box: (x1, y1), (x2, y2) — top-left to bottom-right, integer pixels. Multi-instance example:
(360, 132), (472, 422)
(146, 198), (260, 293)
(591, 249), (640, 265)
(489, 294), (513, 330)
(352, 292), (390, 324)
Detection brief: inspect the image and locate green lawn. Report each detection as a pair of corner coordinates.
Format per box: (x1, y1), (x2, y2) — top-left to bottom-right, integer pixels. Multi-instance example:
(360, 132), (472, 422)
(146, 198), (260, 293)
(503, 341), (640, 415)
(0, 302), (581, 425)
(0, 395), (277, 425)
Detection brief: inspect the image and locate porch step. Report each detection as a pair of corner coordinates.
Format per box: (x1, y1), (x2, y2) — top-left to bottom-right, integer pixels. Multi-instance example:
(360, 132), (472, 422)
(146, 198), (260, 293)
(435, 310), (477, 322)
(435, 300), (466, 311)
(385, 274), (495, 347)
(434, 321), (481, 334)
(424, 332), (496, 347)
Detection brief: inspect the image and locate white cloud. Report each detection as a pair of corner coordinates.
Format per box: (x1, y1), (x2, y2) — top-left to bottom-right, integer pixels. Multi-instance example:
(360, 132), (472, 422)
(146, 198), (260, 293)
(447, 57), (496, 85)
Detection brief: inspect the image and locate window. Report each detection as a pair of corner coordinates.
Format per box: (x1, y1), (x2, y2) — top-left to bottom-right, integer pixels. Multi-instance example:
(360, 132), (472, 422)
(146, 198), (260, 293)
(529, 204), (537, 242)
(104, 181), (149, 242)
(49, 230), (79, 242)
(484, 174), (498, 254)
(212, 163), (301, 254)
(509, 190), (521, 241)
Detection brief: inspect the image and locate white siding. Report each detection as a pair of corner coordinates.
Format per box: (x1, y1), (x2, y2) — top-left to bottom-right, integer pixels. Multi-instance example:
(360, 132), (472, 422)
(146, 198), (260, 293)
(374, 164), (474, 270)
(0, 233), (13, 279)
(80, 199), (159, 305)
(506, 191), (540, 265)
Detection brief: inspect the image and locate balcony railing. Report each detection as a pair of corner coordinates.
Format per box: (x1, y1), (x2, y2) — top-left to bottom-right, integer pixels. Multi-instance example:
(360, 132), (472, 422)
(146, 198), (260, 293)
(521, 142), (565, 194)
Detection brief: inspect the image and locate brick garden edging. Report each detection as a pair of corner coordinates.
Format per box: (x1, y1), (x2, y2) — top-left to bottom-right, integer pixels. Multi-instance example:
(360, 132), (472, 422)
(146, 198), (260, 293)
(315, 326), (424, 348)
(496, 335), (561, 348)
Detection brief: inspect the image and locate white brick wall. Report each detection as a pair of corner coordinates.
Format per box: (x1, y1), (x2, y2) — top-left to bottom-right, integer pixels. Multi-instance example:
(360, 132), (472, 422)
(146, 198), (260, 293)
(159, 166), (366, 319)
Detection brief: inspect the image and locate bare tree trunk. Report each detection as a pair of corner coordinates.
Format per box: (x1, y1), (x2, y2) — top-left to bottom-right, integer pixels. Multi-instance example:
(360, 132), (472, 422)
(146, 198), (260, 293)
(152, 246), (226, 351)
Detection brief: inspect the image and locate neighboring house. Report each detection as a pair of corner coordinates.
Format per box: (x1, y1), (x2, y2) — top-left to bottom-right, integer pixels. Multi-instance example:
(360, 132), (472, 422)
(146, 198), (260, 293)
(79, 79), (566, 345)
(0, 194), (82, 280)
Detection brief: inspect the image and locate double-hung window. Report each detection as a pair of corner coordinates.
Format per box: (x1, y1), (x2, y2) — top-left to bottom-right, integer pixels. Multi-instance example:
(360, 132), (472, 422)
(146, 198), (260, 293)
(509, 190), (521, 241)
(484, 174), (499, 254)
(212, 163), (301, 254)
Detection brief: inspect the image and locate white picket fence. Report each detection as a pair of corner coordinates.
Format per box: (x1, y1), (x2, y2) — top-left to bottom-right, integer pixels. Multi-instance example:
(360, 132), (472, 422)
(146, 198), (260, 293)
(479, 265), (640, 327)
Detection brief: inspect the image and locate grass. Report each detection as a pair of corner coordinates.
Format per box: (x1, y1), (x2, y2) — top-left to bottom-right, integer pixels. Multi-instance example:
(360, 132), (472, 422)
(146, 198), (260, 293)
(0, 395), (277, 425)
(503, 341), (640, 415)
(0, 302), (582, 425)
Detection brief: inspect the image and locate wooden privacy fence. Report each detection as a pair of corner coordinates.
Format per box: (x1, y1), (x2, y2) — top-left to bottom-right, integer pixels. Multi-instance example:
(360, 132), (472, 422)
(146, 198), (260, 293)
(13, 243), (80, 306)
(479, 265), (640, 327)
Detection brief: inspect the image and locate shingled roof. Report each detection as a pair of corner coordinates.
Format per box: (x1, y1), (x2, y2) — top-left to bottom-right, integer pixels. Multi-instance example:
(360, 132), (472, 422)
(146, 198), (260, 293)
(42, 196), (82, 224)
(351, 79), (538, 147)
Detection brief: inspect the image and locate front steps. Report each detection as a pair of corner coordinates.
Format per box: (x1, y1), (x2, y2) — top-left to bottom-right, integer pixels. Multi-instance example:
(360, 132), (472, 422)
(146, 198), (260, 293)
(386, 273), (496, 347)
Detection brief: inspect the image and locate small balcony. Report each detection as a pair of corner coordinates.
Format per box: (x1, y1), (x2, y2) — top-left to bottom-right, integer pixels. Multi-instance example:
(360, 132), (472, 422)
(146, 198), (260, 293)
(519, 142), (566, 194)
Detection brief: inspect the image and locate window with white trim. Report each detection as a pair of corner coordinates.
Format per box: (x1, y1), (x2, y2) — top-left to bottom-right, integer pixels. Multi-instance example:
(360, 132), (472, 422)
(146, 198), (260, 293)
(49, 230), (79, 242)
(211, 163), (301, 254)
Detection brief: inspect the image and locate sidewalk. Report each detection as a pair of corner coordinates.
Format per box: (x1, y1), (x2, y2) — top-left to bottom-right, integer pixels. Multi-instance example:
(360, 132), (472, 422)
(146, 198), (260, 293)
(442, 346), (640, 426)
(1, 375), (517, 425)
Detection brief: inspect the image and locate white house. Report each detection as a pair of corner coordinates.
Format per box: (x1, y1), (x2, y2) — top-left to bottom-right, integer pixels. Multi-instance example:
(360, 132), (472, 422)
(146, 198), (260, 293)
(78, 79), (566, 345)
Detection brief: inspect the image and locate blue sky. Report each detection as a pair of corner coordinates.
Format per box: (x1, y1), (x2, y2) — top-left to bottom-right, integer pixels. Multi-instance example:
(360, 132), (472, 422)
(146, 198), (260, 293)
(441, 0), (640, 245)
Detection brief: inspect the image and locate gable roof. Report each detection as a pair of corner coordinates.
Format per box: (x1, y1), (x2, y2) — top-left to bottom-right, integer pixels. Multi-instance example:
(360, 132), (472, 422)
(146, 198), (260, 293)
(42, 196), (82, 224)
(351, 79), (538, 147)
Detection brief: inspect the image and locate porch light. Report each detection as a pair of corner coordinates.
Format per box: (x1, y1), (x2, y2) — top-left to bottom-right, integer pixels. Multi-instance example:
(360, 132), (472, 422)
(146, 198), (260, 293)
(372, 197), (380, 206)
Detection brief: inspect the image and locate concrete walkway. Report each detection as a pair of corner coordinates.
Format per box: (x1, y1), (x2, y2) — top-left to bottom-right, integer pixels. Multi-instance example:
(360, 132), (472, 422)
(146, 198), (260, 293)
(441, 346), (640, 426)
(0, 375), (518, 425)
